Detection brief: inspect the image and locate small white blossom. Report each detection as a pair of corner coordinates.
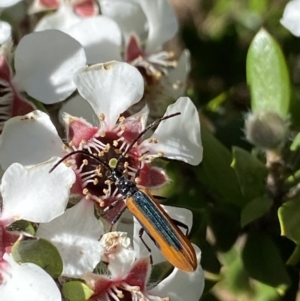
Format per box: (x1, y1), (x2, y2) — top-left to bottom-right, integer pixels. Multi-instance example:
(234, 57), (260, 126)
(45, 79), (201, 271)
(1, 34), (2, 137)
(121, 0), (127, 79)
(281, 0), (300, 36)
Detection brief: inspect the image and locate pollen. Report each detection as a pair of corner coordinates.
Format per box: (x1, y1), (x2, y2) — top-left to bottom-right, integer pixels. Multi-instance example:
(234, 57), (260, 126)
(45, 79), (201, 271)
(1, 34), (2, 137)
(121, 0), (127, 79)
(117, 292), (124, 298)
(82, 188), (89, 195)
(95, 168), (102, 177)
(120, 124), (126, 131)
(100, 131), (106, 137)
(135, 177), (141, 184)
(98, 151), (105, 157)
(68, 140), (74, 147)
(113, 140), (118, 147)
(93, 178), (99, 185)
(104, 144), (111, 152)
(83, 159), (88, 165)
(158, 152), (164, 157)
(124, 161), (129, 169)
(65, 161), (73, 167)
(119, 116), (125, 122)
(99, 113), (105, 121)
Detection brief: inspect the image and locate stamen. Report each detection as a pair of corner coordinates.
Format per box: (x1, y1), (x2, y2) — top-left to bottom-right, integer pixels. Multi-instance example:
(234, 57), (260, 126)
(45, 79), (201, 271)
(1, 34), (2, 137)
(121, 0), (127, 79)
(78, 159), (89, 173)
(99, 113), (105, 121)
(104, 143), (111, 152)
(119, 116), (125, 122)
(157, 152), (164, 157)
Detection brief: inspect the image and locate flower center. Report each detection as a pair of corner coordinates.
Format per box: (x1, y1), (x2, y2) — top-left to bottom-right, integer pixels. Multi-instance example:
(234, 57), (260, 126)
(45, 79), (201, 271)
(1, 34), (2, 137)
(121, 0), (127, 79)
(65, 127), (142, 210)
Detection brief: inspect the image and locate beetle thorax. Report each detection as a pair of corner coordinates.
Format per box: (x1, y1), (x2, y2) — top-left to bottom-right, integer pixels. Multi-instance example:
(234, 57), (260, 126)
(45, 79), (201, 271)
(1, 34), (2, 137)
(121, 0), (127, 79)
(114, 173), (138, 197)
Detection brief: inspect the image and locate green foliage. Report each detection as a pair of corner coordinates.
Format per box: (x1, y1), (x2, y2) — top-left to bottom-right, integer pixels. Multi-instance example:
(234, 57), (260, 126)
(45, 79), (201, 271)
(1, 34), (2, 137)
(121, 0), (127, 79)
(231, 147), (268, 200)
(7, 220), (35, 235)
(246, 28), (291, 118)
(196, 128), (248, 207)
(62, 281), (94, 301)
(278, 197), (300, 245)
(242, 233), (291, 292)
(11, 238), (63, 278)
(241, 196), (273, 227)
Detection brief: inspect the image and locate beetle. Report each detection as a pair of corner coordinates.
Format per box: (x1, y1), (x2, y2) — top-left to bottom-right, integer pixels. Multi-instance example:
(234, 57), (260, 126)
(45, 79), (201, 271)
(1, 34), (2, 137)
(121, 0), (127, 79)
(50, 113), (197, 272)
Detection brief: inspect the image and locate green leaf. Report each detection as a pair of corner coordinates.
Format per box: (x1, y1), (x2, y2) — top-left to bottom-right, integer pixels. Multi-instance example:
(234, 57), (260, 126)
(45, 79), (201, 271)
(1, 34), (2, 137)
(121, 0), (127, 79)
(12, 238), (63, 278)
(241, 196), (273, 227)
(221, 247), (251, 294)
(206, 204), (240, 252)
(7, 220), (35, 235)
(232, 147), (268, 200)
(248, 0), (268, 13)
(200, 239), (221, 275)
(247, 28), (290, 118)
(196, 128), (248, 207)
(278, 197), (300, 244)
(251, 281), (280, 301)
(242, 233), (290, 291)
(62, 281), (93, 301)
(286, 244), (300, 266)
(290, 133), (300, 151)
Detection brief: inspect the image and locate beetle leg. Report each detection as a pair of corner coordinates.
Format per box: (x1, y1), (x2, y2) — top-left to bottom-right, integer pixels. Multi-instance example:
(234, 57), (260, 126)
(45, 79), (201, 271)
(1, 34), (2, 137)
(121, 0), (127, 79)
(139, 227), (153, 265)
(171, 219), (190, 235)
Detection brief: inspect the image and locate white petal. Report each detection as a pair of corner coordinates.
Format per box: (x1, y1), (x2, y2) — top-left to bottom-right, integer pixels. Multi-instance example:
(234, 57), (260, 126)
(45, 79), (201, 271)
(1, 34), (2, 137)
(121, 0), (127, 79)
(59, 94), (99, 126)
(0, 0), (21, 8)
(13, 30), (86, 104)
(139, 0), (178, 53)
(280, 0), (300, 36)
(34, 5), (82, 32)
(0, 110), (65, 170)
(0, 21), (11, 44)
(0, 253), (61, 301)
(36, 199), (104, 277)
(68, 16), (122, 64)
(133, 205), (194, 265)
(74, 61), (144, 128)
(162, 50), (191, 99)
(141, 97), (203, 166)
(100, 0), (147, 41)
(0, 158), (75, 223)
(148, 245), (204, 301)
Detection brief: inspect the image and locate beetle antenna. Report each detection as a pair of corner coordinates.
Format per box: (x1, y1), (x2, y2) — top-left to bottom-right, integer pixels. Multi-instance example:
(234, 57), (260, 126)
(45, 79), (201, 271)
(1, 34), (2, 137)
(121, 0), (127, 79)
(49, 150), (112, 173)
(117, 112), (181, 164)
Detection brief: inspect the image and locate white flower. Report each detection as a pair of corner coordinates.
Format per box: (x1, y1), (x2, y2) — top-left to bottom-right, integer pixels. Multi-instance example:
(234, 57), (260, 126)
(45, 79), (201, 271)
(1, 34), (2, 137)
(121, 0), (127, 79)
(36, 198), (104, 277)
(83, 211), (204, 301)
(0, 159), (75, 300)
(281, 0), (300, 36)
(31, 0), (99, 32)
(0, 21), (11, 44)
(0, 0), (22, 8)
(0, 29), (86, 131)
(0, 61), (201, 232)
(0, 158), (75, 225)
(0, 253), (61, 301)
(13, 30), (86, 104)
(0, 41), (36, 132)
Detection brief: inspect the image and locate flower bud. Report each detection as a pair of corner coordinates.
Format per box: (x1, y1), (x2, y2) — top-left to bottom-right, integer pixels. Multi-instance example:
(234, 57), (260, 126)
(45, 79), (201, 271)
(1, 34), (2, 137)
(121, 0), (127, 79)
(244, 111), (288, 150)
